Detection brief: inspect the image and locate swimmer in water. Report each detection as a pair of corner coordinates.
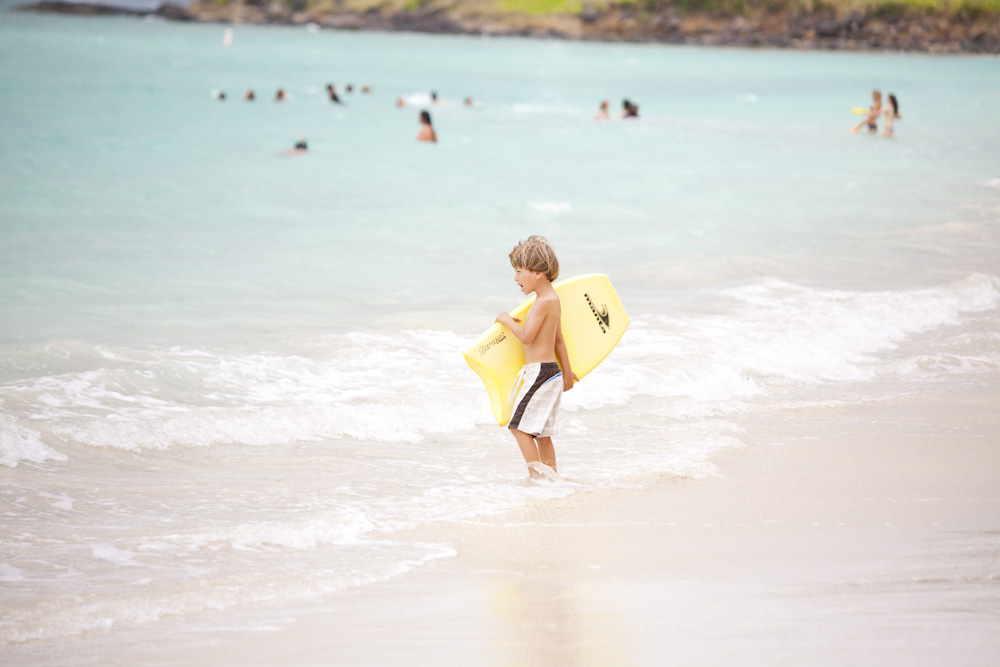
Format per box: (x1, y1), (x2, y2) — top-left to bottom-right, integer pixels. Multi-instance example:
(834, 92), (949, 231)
(282, 136), (308, 156)
(621, 99), (639, 118)
(275, 88), (286, 102)
(327, 84), (341, 104)
(245, 89), (255, 101)
(281, 136), (308, 157)
(851, 89), (881, 134)
(417, 110), (437, 143)
(882, 93), (901, 137)
(595, 99), (610, 120)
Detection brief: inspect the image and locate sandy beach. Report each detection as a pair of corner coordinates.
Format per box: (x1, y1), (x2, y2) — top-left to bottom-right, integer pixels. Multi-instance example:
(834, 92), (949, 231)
(32, 386), (990, 667)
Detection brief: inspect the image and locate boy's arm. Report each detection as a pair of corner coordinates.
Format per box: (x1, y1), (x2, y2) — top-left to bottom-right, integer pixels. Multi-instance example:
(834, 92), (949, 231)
(496, 299), (553, 345)
(554, 319), (578, 392)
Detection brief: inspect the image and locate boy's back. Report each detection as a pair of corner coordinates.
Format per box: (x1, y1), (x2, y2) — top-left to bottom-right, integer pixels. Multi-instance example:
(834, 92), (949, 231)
(519, 280), (561, 365)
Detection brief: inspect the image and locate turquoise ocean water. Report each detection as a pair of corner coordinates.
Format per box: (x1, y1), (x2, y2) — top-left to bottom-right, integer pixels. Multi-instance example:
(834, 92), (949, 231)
(2, 5), (999, 655)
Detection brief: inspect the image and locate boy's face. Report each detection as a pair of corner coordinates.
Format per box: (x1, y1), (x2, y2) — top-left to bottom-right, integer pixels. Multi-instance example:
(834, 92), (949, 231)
(514, 266), (544, 295)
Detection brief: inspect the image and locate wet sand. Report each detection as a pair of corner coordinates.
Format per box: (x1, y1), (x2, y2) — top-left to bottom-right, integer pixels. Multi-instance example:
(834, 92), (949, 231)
(10, 388), (999, 666)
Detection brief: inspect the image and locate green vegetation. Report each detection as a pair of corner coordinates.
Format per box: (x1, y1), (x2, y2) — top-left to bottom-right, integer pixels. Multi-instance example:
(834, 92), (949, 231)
(500, 0), (584, 14)
(951, 0), (1000, 15)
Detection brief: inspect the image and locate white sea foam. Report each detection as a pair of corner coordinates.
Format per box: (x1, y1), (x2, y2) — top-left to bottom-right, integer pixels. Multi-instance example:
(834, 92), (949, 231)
(402, 92), (433, 106)
(189, 509), (378, 552)
(0, 540), (457, 645)
(1, 276), (997, 469)
(0, 411), (65, 468)
(92, 544), (143, 566)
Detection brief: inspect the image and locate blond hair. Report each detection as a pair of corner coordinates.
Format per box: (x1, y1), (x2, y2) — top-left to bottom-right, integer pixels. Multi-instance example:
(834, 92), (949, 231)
(509, 235), (559, 282)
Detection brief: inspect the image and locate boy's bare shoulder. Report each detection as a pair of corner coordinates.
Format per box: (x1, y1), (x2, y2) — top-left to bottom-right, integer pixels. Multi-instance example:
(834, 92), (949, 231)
(534, 291), (561, 311)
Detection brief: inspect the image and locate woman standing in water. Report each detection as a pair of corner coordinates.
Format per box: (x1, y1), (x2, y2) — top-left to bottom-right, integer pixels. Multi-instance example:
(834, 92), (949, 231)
(882, 94), (901, 137)
(417, 110), (437, 143)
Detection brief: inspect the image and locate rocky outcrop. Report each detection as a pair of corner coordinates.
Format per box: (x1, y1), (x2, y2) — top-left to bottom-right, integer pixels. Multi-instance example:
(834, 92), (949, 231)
(19, 0), (194, 19)
(16, 1), (1000, 54)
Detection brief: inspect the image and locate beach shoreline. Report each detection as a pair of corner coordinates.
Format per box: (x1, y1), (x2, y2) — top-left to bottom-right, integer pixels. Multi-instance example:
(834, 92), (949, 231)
(10, 385), (997, 666)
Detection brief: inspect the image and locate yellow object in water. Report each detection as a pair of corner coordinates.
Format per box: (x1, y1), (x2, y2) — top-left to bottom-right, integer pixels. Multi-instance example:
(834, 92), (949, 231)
(463, 273), (630, 426)
(851, 107), (870, 115)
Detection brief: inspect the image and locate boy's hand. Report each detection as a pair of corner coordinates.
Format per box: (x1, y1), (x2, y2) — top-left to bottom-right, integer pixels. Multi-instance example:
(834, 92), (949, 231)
(563, 371), (579, 392)
(496, 313), (521, 326)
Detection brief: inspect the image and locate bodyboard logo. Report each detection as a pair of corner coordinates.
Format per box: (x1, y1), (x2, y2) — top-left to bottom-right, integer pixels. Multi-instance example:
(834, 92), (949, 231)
(479, 331), (507, 356)
(584, 293), (610, 333)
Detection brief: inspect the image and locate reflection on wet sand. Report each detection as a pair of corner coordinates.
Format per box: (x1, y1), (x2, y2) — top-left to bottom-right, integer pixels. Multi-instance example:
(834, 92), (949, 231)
(489, 575), (636, 666)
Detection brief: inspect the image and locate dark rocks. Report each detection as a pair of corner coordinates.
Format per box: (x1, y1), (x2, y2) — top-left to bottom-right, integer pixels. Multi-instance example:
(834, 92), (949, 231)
(18, 1), (146, 16)
(156, 3), (192, 21)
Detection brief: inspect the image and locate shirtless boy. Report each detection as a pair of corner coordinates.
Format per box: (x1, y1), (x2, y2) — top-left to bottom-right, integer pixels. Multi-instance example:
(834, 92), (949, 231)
(496, 236), (579, 479)
(851, 89), (882, 134)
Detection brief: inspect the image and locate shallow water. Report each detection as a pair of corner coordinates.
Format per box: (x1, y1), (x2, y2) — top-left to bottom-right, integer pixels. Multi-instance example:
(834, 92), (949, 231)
(1, 7), (999, 649)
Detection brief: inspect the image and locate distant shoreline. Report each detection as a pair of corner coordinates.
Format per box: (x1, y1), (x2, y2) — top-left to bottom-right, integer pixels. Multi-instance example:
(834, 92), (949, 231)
(16, 0), (1000, 54)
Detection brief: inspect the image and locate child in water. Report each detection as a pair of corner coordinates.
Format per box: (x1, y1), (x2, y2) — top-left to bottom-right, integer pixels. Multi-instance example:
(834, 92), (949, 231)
(495, 236), (578, 479)
(852, 89), (882, 134)
(595, 100), (610, 120)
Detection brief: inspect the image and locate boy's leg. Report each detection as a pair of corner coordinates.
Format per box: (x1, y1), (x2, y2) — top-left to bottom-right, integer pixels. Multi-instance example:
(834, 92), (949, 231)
(534, 436), (556, 472)
(509, 428), (539, 465)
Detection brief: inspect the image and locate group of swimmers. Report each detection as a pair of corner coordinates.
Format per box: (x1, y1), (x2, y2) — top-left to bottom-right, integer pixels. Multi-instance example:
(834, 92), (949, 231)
(852, 89), (902, 137)
(222, 85), (897, 152)
(594, 98), (640, 120)
(214, 82), (448, 149)
(216, 83), (375, 103)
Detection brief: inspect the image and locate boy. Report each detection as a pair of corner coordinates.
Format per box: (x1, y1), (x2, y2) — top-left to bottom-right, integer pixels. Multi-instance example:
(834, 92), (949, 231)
(496, 236), (579, 479)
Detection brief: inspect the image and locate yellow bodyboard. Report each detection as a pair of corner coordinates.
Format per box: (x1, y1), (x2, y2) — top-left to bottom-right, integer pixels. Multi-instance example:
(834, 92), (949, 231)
(851, 107), (869, 115)
(463, 273), (629, 426)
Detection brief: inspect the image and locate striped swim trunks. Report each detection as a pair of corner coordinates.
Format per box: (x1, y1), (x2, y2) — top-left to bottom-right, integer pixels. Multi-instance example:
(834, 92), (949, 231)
(508, 362), (563, 437)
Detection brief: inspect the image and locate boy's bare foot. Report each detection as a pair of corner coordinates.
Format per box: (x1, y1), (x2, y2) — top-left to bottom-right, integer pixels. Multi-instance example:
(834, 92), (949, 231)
(527, 461), (560, 482)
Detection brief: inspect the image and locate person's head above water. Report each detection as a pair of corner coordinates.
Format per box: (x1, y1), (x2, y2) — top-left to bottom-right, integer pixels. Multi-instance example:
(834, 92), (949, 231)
(508, 235), (559, 282)
(420, 110), (433, 125)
